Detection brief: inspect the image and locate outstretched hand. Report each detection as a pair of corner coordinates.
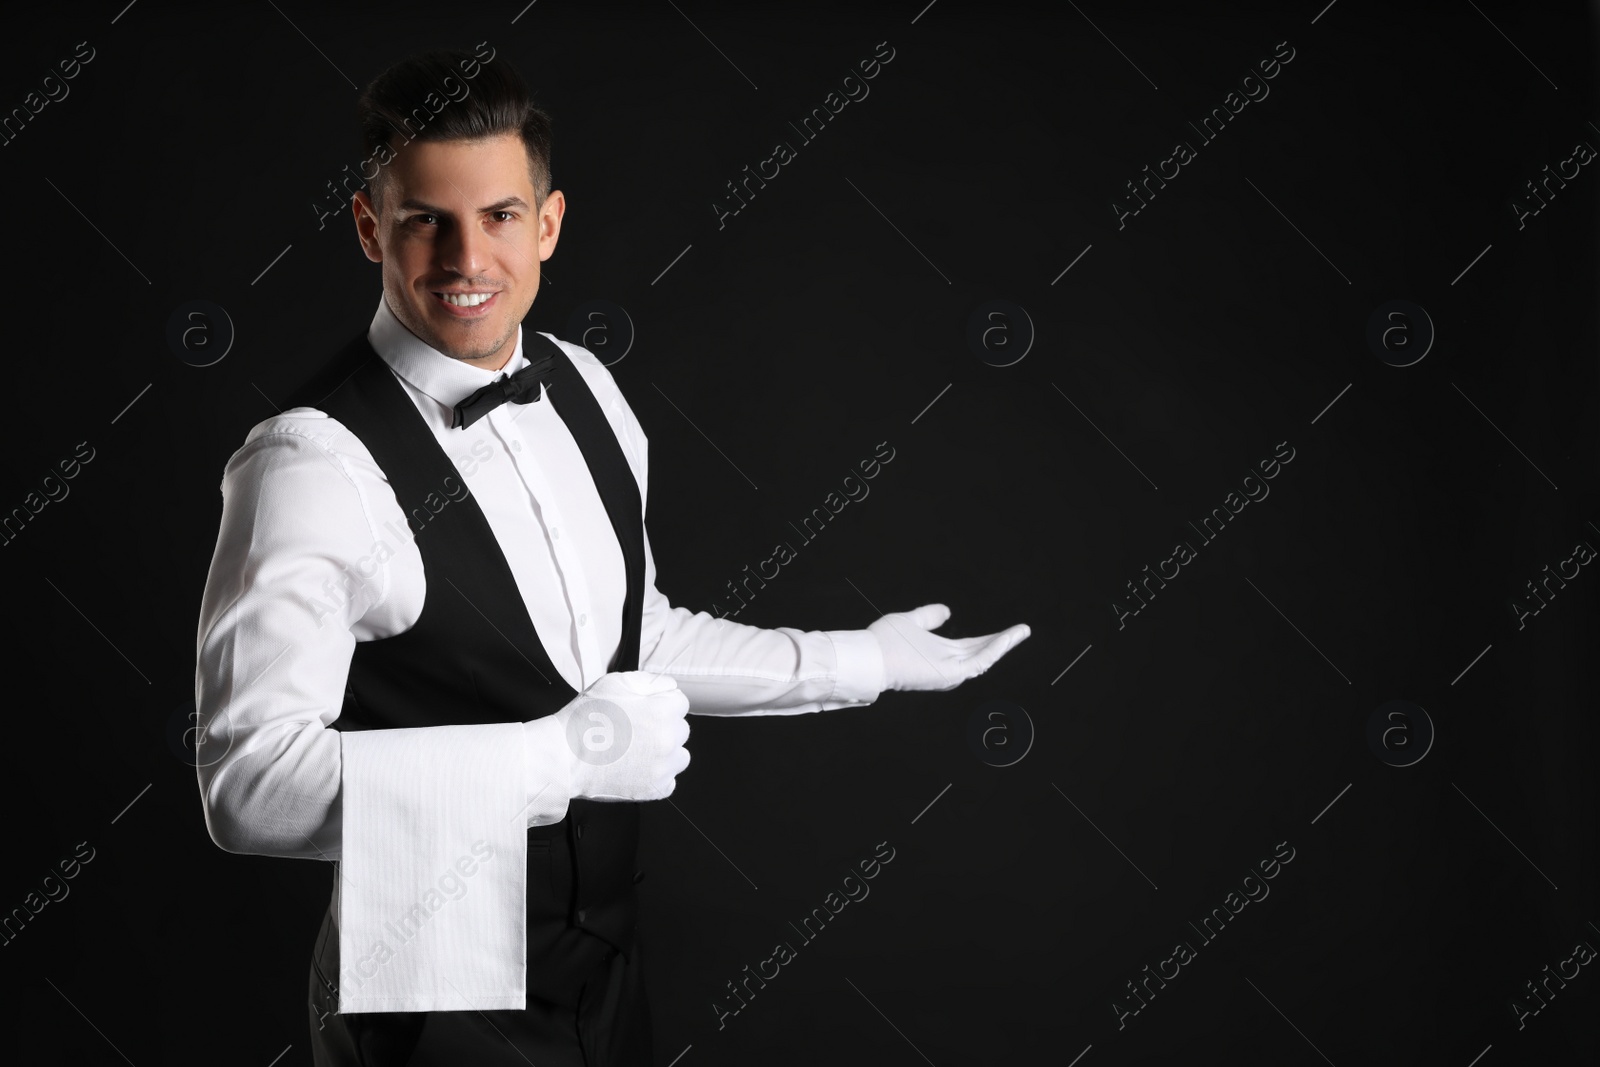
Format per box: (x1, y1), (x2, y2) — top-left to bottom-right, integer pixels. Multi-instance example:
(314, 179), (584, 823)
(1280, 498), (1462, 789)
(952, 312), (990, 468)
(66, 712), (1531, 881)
(866, 603), (1030, 692)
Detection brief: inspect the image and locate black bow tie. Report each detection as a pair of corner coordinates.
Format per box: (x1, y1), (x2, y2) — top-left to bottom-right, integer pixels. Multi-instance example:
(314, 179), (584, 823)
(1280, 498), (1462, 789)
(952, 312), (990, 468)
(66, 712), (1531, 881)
(452, 352), (558, 429)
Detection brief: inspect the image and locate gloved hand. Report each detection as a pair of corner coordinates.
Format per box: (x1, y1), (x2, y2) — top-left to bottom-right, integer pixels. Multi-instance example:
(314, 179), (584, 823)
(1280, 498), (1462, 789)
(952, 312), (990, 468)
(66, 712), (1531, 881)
(866, 603), (1030, 692)
(524, 671), (691, 808)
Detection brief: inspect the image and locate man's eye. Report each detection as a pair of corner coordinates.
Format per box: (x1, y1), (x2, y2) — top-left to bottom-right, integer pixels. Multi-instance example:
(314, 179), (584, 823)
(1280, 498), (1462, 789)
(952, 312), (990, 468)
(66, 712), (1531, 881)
(491, 210), (514, 222)
(408, 214), (437, 226)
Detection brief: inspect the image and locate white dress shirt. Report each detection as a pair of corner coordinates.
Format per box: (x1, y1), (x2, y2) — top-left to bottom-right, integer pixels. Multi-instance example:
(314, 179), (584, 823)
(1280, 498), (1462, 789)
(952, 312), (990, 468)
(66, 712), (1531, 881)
(193, 293), (886, 1010)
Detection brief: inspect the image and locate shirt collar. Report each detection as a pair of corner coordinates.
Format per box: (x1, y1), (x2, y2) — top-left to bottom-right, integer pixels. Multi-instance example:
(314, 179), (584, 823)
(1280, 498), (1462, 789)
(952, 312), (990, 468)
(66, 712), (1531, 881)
(366, 291), (528, 411)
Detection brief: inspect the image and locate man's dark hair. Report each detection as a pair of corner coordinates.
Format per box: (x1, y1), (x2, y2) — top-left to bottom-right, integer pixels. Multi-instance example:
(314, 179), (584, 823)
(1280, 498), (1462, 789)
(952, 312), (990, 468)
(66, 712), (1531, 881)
(356, 49), (553, 211)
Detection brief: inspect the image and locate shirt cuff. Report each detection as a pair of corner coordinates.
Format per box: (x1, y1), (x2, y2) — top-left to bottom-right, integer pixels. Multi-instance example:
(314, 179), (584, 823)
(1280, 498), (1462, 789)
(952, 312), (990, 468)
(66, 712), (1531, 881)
(520, 716), (574, 826)
(823, 629), (888, 706)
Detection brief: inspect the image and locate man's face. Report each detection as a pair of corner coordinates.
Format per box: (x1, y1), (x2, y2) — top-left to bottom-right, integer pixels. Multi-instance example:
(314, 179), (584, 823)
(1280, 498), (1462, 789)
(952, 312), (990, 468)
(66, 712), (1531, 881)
(353, 131), (563, 371)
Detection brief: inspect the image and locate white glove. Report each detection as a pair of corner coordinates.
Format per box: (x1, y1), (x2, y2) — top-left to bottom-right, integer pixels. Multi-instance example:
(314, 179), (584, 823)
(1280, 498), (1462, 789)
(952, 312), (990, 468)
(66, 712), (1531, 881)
(523, 671), (691, 812)
(866, 603), (1030, 692)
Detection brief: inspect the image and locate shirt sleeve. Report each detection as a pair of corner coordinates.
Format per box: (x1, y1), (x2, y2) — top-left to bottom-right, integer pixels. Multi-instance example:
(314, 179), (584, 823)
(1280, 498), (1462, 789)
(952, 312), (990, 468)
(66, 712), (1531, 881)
(615, 386), (889, 717)
(193, 411), (563, 864)
(638, 532), (888, 716)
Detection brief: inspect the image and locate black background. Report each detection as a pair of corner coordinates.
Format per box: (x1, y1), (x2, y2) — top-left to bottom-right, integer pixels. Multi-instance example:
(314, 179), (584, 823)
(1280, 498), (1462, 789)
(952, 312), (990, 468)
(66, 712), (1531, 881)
(0, 1), (1595, 1064)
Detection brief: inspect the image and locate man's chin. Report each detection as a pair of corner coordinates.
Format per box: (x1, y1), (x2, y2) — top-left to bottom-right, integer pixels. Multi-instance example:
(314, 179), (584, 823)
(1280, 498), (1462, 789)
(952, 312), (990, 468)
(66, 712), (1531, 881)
(385, 288), (524, 364)
(421, 316), (517, 364)
(438, 340), (512, 364)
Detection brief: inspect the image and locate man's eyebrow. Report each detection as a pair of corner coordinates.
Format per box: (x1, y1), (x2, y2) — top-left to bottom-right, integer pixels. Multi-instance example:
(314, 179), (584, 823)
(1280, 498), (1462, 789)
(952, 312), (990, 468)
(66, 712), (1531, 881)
(397, 196), (531, 215)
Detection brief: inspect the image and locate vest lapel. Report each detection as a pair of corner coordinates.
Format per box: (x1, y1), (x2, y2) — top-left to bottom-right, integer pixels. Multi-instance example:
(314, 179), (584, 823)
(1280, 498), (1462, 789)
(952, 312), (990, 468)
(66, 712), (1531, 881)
(528, 332), (644, 674)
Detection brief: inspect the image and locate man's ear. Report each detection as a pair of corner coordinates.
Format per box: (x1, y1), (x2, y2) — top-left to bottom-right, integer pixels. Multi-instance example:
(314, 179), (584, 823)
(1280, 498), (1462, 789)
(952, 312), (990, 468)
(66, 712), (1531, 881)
(353, 190), (382, 264)
(538, 189), (565, 263)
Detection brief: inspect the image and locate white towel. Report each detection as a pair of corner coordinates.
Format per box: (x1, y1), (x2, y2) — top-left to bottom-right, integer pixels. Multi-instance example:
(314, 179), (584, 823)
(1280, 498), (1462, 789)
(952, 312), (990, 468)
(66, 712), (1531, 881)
(336, 722), (530, 1013)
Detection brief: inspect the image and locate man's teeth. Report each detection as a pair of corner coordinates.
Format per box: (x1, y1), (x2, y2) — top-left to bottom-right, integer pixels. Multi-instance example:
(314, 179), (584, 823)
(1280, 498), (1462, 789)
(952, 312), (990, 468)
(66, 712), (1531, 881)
(439, 292), (494, 307)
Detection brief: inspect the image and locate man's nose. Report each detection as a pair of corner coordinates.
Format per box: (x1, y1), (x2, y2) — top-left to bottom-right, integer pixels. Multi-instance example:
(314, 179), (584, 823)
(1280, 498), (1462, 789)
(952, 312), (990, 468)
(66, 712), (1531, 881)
(440, 217), (491, 278)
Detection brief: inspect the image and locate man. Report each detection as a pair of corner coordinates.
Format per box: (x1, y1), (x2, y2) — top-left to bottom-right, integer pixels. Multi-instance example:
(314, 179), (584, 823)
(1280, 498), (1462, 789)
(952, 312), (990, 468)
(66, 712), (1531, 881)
(194, 47), (1029, 1066)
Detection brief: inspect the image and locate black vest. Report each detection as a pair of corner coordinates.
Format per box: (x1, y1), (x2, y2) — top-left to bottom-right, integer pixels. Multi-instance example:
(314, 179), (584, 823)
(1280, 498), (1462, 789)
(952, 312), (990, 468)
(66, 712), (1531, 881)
(291, 328), (647, 1005)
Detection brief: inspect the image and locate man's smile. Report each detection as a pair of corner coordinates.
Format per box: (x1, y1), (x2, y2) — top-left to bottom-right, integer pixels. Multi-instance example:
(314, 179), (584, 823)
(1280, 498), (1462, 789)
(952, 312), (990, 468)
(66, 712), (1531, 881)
(430, 289), (501, 318)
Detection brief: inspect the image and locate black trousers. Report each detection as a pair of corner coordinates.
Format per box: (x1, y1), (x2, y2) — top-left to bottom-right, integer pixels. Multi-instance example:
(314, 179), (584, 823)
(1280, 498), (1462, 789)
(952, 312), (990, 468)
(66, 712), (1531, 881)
(307, 907), (654, 1066)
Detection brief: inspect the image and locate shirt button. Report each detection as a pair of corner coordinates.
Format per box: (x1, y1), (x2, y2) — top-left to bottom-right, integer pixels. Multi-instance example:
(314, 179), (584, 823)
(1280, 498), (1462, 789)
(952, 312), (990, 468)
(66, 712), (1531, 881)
(551, 526), (560, 540)
(578, 613), (587, 626)
(511, 440), (523, 453)
(577, 909), (588, 924)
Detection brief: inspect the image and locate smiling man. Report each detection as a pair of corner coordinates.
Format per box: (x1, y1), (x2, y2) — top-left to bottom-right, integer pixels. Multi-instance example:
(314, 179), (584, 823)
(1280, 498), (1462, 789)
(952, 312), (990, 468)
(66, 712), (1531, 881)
(364, 134), (544, 371)
(194, 47), (1029, 1066)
